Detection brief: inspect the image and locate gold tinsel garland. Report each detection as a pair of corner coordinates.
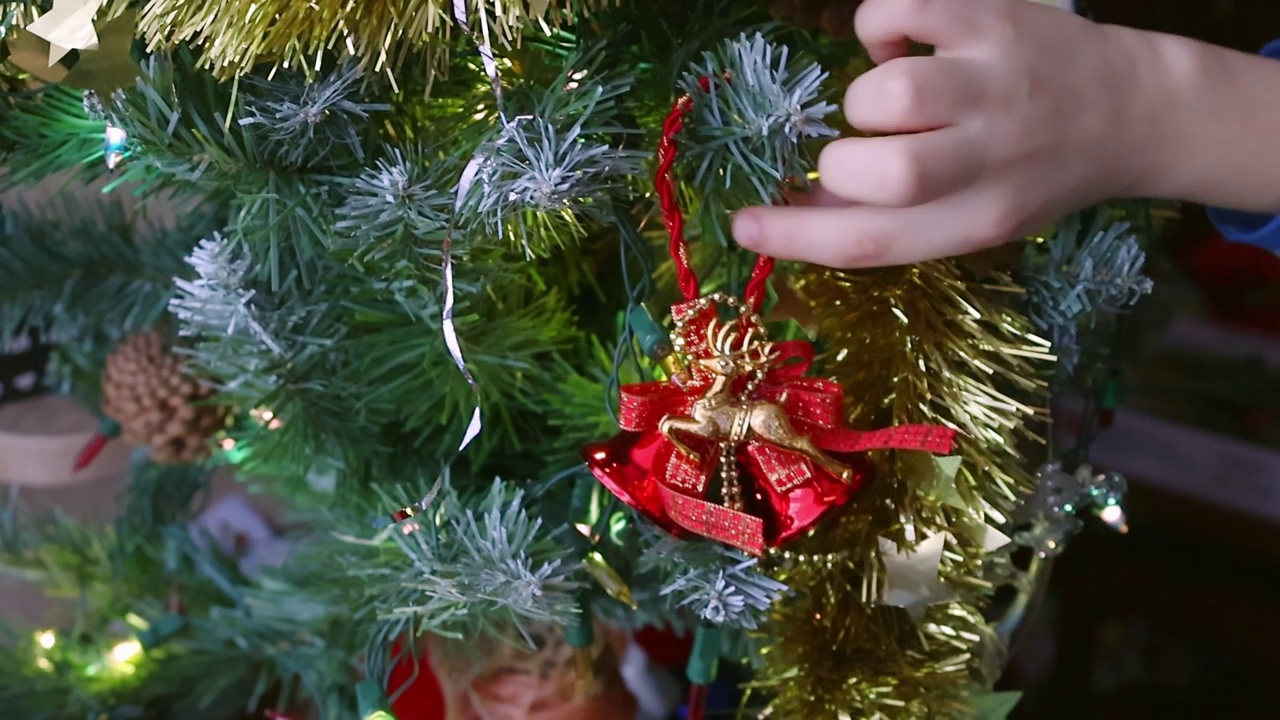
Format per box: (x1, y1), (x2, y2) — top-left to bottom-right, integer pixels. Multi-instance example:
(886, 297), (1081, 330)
(135, 0), (608, 81)
(752, 259), (1052, 718)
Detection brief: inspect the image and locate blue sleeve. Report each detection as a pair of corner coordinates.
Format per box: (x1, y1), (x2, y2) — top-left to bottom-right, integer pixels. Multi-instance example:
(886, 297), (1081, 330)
(1206, 39), (1280, 251)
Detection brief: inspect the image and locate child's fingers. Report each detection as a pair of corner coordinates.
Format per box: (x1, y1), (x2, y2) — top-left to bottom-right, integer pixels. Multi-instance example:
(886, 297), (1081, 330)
(816, 128), (984, 207)
(855, 0), (985, 64)
(733, 187), (1018, 268)
(781, 183), (849, 208)
(732, 204), (931, 268)
(844, 56), (983, 133)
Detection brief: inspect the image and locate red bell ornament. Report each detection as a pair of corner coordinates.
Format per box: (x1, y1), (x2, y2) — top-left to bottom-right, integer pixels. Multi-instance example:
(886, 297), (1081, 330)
(584, 294), (954, 555)
(584, 76), (956, 555)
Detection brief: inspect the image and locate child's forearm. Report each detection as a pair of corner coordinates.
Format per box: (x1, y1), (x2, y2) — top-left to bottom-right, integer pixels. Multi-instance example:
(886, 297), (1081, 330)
(1130, 28), (1280, 213)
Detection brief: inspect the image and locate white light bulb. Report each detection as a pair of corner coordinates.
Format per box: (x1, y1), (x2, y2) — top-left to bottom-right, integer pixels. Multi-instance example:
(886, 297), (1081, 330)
(1098, 504), (1129, 533)
(109, 640), (142, 664)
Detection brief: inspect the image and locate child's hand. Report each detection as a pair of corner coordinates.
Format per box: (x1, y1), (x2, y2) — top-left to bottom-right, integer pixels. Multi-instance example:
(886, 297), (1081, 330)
(732, 0), (1154, 268)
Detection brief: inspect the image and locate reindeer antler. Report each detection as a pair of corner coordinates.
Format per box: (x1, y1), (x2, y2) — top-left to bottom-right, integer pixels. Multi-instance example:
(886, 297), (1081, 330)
(708, 318), (742, 357)
(706, 317), (778, 359)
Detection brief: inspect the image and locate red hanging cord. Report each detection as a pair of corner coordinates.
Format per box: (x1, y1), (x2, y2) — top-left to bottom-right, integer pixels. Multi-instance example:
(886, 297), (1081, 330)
(655, 77), (775, 312)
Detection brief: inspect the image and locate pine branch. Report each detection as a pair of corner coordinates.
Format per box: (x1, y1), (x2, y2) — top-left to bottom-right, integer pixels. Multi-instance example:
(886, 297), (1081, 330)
(0, 451), (368, 719)
(0, 197), (203, 378)
(543, 336), (644, 468)
(169, 234), (306, 401)
(342, 281), (582, 448)
(330, 477), (582, 645)
(106, 52), (259, 198)
(678, 32), (837, 211)
(169, 233), (387, 477)
(238, 64), (391, 170)
(1024, 213), (1153, 374)
(0, 457), (216, 603)
(462, 48), (646, 255)
(634, 526), (788, 631)
(332, 145), (455, 264)
(168, 577), (362, 719)
(172, 227), (598, 478)
(0, 86), (105, 187)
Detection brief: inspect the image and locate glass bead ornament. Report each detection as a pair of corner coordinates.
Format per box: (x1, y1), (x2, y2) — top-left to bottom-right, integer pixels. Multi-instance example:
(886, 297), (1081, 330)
(1013, 462), (1132, 556)
(1083, 468), (1129, 533)
(1013, 462), (1087, 558)
(1084, 469), (1127, 509)
(1012, 515), (1082, 558)
(1030, 462), (1084, 519)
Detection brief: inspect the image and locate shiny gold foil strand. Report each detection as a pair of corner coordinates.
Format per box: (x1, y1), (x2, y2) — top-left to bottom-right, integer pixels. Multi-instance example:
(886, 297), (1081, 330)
(135, 0), (608, 81)
(750, 260), (1052, 718)
(753, 549), (985, 719)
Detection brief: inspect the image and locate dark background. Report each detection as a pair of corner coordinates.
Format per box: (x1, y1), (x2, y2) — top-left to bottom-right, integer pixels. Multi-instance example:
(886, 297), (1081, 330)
(1005, 1), (1280, 718)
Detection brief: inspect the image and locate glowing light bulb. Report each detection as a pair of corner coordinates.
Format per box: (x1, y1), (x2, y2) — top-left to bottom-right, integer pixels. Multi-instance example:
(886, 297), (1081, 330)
(36, 630), (56, 650)
(1098, 504), (1129, 533)
(103, 124), (128, 172)
(251, 407), (285, 429)
(109, 639), (142, 664)
(220, 437), (237, 451)
(36, 657), (53, 671)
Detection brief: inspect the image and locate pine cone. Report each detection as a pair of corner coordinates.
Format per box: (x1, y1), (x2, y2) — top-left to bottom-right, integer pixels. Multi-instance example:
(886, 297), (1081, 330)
(101, 331), (227, 464)
(770, 0), (861, 37)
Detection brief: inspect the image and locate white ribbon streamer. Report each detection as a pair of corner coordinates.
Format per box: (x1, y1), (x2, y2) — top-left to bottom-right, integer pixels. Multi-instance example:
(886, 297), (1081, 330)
(439, 0), (512, 453)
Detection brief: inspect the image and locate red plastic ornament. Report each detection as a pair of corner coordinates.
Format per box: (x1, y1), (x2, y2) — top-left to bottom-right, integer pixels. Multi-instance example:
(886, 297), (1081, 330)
(386, 639), (446, 720)
(632, 626), (694, 668)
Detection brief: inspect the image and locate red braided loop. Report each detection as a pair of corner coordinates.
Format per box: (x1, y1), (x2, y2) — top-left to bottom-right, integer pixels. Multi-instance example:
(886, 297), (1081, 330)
(655, 76), (775, 311)
(743, 255), (774, 311)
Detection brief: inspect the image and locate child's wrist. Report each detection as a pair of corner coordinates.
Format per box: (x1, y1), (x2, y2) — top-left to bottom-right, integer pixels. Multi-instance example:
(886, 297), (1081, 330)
(1100, 25), (1203, 201)
(1114, 27), (1280, 211)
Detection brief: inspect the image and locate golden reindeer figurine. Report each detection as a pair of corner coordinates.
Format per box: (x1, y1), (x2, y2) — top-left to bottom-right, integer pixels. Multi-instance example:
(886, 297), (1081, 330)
(658, 319), (853, 483)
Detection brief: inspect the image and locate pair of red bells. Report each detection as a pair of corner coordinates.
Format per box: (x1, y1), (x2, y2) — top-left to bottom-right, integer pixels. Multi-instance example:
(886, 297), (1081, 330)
(582, 297), (955, 556)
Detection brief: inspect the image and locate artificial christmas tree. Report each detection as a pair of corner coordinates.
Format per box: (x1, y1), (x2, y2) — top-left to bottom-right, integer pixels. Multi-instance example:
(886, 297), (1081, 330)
(0, 1), (1152, 718)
